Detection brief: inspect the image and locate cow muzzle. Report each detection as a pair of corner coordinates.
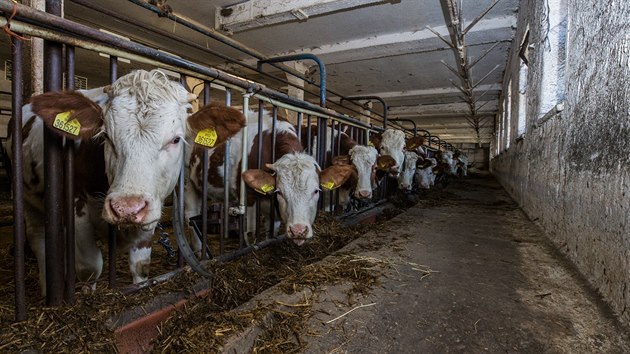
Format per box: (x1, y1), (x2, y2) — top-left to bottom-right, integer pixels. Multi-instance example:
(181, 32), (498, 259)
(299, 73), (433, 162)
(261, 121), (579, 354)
(355, 189), (372, 199)
(107, 196), (149, 225)
(287, 224), (311, 246)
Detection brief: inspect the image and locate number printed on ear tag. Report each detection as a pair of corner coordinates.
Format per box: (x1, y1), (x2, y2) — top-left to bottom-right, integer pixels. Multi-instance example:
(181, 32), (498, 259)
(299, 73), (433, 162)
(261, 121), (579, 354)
(194, 127), (218, 147)
(52, 111), (81, 136)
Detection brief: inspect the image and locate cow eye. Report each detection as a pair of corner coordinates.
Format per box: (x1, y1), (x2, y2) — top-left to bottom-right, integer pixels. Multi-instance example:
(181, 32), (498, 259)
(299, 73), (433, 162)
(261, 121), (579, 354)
(171, 137), (181, 144)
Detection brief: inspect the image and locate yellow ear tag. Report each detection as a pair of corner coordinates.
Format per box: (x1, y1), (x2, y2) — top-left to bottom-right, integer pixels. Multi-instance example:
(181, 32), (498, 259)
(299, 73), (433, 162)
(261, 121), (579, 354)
(256, 184), (274, 195)
(409, 143), (417, 149)
(52, 111), (81, 136)
(321, 181), (335, 191)
(368, 141), (375, 147)
(194, 127), (218, 148)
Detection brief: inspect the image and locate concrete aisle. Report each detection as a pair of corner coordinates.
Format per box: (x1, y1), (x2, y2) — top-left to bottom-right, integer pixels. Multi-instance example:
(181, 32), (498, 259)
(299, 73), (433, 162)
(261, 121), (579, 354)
(224, 175), (630, 353)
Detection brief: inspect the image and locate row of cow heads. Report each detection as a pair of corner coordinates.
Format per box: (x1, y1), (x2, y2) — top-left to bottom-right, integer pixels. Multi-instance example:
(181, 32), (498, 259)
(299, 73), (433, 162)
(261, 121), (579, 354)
(28, 69), (246, 232)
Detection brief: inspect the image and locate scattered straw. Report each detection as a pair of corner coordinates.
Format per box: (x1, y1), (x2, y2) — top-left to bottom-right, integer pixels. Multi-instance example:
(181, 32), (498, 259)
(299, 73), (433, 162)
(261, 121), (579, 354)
(324, 303), (377, 324)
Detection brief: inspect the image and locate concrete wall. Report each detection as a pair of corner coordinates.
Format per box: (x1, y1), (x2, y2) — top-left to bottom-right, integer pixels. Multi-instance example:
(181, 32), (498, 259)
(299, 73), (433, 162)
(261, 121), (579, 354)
(491, 0), (630, 324)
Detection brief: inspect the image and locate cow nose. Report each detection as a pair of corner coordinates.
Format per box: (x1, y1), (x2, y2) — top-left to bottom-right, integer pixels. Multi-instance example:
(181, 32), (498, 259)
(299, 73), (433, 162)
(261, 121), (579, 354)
(400, 183), (411, 191)
(357, 190), (372, 198)
(109, 196), (148, 224)
(288, 224), (309, 239)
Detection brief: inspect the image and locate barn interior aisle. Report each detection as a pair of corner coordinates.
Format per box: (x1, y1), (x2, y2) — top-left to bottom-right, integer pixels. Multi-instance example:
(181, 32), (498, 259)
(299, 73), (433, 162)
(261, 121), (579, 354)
(207, 175), (630, 353)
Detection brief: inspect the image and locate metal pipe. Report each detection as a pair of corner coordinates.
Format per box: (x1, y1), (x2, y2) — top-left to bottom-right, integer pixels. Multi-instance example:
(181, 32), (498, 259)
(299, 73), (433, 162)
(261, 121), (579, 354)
(222, 89), (231, 255)
(255, 101), (264, 240)
(258, 53), (326, 107)
(11, 37), (26, 321)
(388, 118), (417, 137)
(43, 0), (64, 306)
(0, 14), (375, 133)
(237, 93), (251, 247)
(108, 56), (118, 288)
(340, 96), (388, 128)
(200, 82), (210, 259)
(64, 45), (76, 304)
(269, 106), (278, 237)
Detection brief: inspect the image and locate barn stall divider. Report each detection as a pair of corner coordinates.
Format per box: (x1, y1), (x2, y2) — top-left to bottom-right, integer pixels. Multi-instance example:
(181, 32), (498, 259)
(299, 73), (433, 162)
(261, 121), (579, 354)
(0, 0), (455, 322)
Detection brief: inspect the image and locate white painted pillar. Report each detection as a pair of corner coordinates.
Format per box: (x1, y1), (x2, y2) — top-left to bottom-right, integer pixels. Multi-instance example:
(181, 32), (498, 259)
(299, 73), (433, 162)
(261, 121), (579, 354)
(284, 61), (308, 125)
(30, 0), (45, 95)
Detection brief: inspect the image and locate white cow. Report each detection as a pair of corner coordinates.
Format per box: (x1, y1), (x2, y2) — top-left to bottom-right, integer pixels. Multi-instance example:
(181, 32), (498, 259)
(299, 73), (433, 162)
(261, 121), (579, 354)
(415, 158), (438, 189)
(186, 106), (352, 246)
(378, 129), (406, 176)
(10, 69), (242, 294)
(397, 151), (419, 192)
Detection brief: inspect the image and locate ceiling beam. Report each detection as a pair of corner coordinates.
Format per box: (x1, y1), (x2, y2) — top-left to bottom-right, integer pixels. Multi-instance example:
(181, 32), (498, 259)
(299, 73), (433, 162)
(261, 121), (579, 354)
(215, 0), (390, 34)
(236, 15), (515, 67)
(388, 100), (498, 116)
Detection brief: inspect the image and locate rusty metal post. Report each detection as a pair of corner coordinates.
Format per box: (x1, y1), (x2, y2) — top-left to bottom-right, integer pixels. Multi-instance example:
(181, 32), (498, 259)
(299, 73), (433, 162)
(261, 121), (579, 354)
(43, 0), (65, 306)
(63, 45), (76, 304)
(12, 37), (26, 321)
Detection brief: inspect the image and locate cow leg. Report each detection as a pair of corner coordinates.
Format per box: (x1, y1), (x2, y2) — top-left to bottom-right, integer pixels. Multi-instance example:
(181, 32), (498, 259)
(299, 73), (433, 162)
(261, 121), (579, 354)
(129, 238), (152, 284)
(24, 205), (47, 296)
(75, 210), (103, 291)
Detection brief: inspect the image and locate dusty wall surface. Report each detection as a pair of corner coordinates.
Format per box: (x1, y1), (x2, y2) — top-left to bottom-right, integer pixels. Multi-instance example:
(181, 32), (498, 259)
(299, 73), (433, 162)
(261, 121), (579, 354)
(491, 1), (630, 323)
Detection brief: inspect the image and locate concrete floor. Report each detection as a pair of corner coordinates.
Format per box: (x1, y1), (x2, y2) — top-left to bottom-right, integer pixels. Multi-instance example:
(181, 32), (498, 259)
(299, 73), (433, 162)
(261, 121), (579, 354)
(224, 175), (630, 353)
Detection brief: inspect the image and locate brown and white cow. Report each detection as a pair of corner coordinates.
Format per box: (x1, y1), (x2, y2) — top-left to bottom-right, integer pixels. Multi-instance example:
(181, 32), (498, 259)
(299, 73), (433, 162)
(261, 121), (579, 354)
(10, 70), (243, 295)
(415, 157), (438, 189)
(299, 124), (396, 210)
(185, 106), (353, 246)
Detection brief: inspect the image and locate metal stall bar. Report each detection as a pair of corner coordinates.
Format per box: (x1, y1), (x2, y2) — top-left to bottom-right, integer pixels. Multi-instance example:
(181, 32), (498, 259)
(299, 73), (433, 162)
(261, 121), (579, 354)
(268, 106), (278, 237)
(43, 0), (65, 306)
(64, 46), (76, 304)
(222, 88), (232, 255)
(388, 119), (417, 137)
(340, 96), (388, 128)
(200, 82), (210, 260)
(11, 37), (26, 321)
(255, 101), (263, 241)
(237, 93), (251, 248)
(0, 8), (377, 139)
(108, 56), (118, 288)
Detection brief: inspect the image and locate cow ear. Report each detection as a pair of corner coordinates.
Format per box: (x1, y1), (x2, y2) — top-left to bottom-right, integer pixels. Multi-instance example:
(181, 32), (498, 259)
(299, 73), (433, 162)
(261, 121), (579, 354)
(30, 91), (103, 140)
(369, 134), (382, 149)
(319, 165), (354, 191)
(188, 103), (246, 148)
(406, 136), (425, 151)
(332, 155), (351, 165)
(376, 155), (396, 170)
(242, 169), (276, 195)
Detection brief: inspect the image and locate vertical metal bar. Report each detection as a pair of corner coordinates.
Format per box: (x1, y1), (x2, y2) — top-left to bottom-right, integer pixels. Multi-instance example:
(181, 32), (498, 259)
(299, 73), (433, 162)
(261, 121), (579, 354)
(201, 82), (210, 259)
(306, 115), (312, 155)
(239, 94), (250, 249)
(43, 0), (65, 306)
(296, 112), (302, 144)
(108, 56), (118, 288)
(268, 106), (278, 237)
(64, 45), (76, 304)
(329, 120), (336, 212)
(222, 88), (231, 255)
(317, 117), (327, 210)
(12, 37), (26, 321)
(335, 120), (342, 208)
(255, 101), (263, 240)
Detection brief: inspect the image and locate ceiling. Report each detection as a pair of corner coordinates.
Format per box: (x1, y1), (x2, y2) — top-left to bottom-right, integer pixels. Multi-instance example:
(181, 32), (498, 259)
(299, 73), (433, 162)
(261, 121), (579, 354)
(26, 0), (521, 145)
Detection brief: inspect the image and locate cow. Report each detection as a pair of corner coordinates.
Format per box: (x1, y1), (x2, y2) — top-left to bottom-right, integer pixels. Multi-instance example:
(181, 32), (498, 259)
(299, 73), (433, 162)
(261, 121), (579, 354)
(415, 157), (438, 189)
(185, 106), (353, 246)
(453, 151), (468, 177)
(397, 151), (419, 192)
(435, 150), (458, 176)
(299, 124), (396, 210)
(369, 129), (404, 177)
(9, 69), (243, 295)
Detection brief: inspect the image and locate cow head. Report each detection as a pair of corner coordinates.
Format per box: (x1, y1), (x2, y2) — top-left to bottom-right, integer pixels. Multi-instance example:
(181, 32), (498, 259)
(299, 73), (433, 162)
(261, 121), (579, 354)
(242, 153), (353, 245)
(379, 129), (405, 177)
(415, 158), (438, 189)
(398, 151), (419, 192)
(333, 145), (396, 200)
(437, 150), (458, 175)
(31, 69), (244, 232)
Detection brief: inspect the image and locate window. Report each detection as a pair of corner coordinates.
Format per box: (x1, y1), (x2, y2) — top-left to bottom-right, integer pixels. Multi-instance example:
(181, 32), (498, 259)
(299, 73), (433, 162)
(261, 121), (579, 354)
(538, 0), (568, 117)
(505, 80), (512, 150)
